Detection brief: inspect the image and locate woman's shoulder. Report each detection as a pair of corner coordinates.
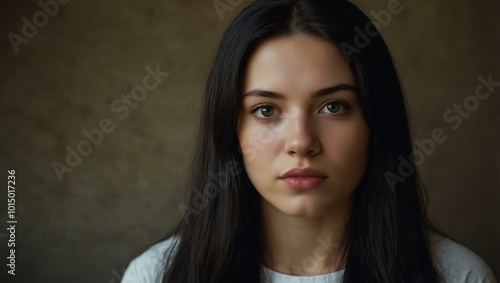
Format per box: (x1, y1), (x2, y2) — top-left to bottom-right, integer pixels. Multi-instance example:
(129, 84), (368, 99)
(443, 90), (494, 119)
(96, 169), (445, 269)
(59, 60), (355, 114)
(120, 234), (498, 283)
(430, 234), (497, 283)
(121, 235), (180, 283)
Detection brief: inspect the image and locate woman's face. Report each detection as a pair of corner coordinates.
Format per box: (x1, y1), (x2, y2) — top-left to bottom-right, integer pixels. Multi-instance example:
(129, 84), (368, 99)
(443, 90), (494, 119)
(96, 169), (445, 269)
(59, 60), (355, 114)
(237, 33), (369, 218)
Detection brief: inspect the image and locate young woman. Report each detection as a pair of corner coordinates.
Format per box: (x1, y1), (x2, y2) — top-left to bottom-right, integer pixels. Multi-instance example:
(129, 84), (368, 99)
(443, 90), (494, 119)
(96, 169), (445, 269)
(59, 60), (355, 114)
(122, 0), (497, 282)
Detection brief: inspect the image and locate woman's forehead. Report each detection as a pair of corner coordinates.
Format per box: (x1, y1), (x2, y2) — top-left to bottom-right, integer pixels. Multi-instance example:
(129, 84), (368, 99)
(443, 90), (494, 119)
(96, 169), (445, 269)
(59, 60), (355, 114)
(243, 33), (356, 96)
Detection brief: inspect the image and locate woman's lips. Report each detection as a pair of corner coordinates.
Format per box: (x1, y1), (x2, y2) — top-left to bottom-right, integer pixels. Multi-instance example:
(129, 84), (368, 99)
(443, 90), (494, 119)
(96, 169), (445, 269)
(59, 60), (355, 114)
(279, 176), (326, 190)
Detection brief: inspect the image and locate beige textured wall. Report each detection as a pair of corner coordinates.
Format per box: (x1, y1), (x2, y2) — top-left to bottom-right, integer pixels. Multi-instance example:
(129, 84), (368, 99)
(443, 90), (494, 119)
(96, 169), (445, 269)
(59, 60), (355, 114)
(0, 0), (498, 282)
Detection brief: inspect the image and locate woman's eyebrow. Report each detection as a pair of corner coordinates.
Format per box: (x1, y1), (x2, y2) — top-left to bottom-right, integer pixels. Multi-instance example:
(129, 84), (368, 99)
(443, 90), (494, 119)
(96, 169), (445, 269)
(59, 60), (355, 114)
(242, 83), (358, 100)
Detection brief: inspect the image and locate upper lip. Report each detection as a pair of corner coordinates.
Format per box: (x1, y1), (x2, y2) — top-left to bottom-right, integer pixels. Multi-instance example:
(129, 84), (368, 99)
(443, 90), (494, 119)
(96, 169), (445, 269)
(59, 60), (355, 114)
(280, 167), (327, 178)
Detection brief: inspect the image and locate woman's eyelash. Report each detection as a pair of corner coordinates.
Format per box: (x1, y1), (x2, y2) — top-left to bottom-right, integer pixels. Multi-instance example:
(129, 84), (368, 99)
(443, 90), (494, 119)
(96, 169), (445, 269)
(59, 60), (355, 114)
(250, 101), (351, 112)
(249, 100), (352, 122)
(251, 103), (278, 121)
(250, 103), (273, 113)
(321, 100), (352, 112)
(329, 99), (350, 106)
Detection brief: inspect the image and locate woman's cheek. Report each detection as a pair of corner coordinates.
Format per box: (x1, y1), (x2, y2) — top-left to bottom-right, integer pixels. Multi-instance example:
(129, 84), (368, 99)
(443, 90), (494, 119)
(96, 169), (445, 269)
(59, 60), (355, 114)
(239, 124), (272, 164)
(243, 120), (281, 155)
(320, 121), (368, 164)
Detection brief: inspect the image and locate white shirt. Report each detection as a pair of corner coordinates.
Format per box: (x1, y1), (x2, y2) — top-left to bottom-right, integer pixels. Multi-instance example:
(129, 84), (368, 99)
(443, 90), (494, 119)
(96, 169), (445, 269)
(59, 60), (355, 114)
(122, 236), (497, 283)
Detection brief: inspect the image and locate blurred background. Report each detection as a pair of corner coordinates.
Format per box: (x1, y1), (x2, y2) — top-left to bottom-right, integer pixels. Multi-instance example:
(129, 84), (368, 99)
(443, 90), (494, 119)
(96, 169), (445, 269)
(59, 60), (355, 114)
(0, 0), (498, 282)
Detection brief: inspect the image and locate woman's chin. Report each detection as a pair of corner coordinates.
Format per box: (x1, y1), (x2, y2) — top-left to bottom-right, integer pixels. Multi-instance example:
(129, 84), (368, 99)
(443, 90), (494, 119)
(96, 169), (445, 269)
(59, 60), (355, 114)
(273, 198), (332, 218)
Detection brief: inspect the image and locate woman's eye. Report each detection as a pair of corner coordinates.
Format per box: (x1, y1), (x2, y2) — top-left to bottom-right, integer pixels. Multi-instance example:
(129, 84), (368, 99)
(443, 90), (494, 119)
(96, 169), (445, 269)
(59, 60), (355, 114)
(253, 105), (276, 119)
(320, 101), (349, 115)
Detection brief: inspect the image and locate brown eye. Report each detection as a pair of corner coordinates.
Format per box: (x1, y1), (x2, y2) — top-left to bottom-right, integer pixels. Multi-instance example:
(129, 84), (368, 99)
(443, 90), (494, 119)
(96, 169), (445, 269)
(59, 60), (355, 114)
(328, 103), (341, 113)
(259, 106), (275, 117)
(252, 105), (276, 120)
(320, 101), (349, 115)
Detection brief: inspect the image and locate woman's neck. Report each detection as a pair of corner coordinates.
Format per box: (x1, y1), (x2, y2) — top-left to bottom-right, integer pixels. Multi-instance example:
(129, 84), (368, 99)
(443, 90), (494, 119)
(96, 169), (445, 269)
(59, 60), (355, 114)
(260, 198), (351, 276)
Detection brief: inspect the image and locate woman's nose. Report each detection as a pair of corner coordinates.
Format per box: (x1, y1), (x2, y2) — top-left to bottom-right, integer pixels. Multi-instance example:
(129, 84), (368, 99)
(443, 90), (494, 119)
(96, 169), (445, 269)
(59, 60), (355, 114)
(283, 113), (321, 158)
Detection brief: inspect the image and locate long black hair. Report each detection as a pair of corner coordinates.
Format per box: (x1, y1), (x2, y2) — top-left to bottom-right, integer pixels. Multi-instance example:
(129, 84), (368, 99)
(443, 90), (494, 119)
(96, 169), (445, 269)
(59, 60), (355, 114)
(161, 0), (442, 282)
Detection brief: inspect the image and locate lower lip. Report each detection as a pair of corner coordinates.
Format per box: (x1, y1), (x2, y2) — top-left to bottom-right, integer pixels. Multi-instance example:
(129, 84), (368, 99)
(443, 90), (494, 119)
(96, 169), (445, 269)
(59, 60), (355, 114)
(280, 177), (326, 190)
